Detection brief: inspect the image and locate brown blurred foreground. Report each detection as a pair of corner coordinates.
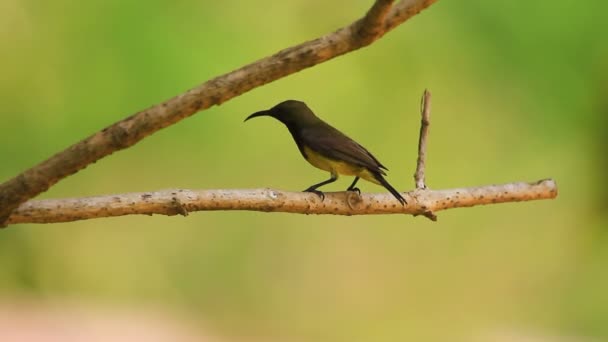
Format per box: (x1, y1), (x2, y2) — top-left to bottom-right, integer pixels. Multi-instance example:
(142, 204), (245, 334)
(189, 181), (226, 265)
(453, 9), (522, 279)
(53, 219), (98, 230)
(0, 300), (215, 342)
(0, 299), (598, 342)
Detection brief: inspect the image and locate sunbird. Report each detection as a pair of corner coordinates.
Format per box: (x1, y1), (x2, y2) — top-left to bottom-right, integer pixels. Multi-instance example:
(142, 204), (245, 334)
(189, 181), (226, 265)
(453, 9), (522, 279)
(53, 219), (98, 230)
(245, 100), (406, 205)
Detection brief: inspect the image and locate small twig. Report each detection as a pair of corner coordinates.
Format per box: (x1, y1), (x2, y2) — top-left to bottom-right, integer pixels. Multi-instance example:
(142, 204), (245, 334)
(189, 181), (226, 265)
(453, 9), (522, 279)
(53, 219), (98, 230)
(414, 89), (431, 189)
(411, 89), (435, 220)
(5, 179), (558, 225)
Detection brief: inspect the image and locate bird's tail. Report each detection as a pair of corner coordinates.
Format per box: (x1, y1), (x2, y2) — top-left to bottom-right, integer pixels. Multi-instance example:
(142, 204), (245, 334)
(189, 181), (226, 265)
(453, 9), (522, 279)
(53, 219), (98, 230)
(373, 173), (407, 206)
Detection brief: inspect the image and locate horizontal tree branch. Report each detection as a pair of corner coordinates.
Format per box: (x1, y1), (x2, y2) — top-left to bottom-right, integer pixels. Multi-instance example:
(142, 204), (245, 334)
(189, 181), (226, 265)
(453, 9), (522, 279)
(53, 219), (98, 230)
(6, 179), (557, 225)
(0, 0), (438, 226)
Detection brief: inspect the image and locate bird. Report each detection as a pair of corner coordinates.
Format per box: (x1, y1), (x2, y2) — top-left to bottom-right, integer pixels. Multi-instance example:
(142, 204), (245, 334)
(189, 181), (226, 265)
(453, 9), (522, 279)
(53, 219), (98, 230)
(244, 100), (406, 205)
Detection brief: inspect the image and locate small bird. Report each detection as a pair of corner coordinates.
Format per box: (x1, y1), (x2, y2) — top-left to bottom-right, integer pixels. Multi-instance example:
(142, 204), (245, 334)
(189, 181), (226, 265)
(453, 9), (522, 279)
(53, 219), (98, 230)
(245, 100), (406, 205)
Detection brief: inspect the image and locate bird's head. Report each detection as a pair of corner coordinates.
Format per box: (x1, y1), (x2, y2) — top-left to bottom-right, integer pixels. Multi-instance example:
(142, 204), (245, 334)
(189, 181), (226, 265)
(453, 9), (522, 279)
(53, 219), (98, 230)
(245, 100), (318, 126)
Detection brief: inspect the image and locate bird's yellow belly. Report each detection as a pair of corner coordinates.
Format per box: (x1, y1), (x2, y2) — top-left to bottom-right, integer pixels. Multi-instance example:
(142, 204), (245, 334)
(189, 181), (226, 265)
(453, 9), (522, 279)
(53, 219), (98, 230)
(303, 146), (379, 184)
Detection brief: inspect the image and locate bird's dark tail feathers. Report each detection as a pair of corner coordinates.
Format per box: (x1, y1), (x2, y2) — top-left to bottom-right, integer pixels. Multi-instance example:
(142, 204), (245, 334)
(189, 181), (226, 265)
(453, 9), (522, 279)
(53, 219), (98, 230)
(373, 173), (407, 206)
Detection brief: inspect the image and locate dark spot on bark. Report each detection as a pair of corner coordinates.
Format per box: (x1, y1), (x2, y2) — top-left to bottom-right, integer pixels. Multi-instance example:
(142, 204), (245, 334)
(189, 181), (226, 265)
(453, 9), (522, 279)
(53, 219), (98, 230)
(192, 100), (203, 111)
(108, 126), (130, 149)
(141, 193), (152, 199)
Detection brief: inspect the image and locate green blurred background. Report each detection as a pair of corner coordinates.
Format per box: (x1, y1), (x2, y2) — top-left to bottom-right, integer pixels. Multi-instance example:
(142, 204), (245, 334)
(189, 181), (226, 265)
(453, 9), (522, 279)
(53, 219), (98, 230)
(1, 0), (606, 340)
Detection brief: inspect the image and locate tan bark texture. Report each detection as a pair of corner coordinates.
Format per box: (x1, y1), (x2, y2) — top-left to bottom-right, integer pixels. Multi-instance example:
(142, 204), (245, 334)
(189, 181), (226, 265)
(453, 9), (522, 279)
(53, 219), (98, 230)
(7, 179), (557, 225)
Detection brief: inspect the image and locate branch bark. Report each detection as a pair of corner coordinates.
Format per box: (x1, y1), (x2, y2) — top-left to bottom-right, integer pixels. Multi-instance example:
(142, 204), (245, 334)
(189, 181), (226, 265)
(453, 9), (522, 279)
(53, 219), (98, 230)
(6, 179), (558, 225)
(412, 89), (436, 220)
(0, 0), (438, 226)
(414, 89), (431, 190)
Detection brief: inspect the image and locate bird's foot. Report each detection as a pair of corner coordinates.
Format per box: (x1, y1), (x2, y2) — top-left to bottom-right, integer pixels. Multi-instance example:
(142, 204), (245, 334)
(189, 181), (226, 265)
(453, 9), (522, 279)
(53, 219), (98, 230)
(303, 188), (325, 201)
(346, 187), (361, 195)
(345, 188), (363, 209)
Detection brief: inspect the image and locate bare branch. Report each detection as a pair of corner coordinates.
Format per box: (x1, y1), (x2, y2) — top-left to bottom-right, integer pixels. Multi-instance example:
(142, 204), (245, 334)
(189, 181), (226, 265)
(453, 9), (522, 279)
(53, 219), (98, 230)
(411, 89), (435, 220)
(358, 0), (395, 42)
(0, 0), (439, 226)
(414, 89), (431, 190)
(6, 179), (557, 225)
(385, 0), (437, 31)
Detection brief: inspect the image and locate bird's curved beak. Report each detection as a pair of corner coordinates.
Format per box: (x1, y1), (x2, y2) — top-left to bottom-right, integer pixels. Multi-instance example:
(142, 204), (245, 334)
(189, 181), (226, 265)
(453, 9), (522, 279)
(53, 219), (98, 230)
(244, 110), (271, 122)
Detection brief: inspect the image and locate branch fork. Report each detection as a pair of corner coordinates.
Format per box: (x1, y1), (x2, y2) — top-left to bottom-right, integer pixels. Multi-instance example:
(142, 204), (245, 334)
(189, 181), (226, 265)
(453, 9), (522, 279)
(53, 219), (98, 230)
(412, 89), (437, 220)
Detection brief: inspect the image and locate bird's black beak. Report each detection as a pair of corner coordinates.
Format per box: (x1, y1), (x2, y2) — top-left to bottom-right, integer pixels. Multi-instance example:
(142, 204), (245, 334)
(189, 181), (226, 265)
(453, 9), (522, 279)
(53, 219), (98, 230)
(244, 110), (271, 122)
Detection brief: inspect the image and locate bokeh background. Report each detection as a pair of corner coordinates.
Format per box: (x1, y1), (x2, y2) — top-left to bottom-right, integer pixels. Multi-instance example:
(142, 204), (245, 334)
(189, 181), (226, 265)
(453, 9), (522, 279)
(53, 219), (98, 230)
(1, 0), (606, 341)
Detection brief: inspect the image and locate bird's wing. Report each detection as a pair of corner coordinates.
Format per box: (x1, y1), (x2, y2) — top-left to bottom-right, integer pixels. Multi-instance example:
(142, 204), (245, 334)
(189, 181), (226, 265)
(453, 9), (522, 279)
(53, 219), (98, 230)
(300, 125), (388, 174)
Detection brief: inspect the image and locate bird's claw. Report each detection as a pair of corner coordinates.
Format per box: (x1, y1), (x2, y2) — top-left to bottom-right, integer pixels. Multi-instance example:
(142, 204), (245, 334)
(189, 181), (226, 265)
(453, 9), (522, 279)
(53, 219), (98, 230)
(347, 187), (361, 195)
(304, 188), (325, 201)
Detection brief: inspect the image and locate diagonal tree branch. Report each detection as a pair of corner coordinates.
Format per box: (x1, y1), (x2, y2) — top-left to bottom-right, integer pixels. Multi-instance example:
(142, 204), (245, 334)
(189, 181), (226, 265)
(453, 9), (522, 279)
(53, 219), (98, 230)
(6, 179), (558, 225)
(358, 0), (395, 41)
(385, 0), (435, 31)
(0, 0), (439, 226)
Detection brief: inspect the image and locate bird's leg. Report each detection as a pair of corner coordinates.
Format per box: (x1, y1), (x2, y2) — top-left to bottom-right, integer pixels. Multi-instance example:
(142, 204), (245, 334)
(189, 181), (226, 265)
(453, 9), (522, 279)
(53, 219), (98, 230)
(346, 177), (361, 195)
(303, 173), (337, 201)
